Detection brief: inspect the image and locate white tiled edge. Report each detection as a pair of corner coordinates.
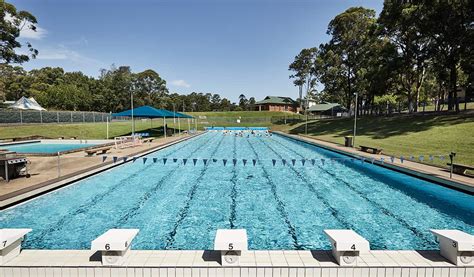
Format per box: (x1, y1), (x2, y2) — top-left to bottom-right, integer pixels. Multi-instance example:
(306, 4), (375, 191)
(1, 249), (472, 277)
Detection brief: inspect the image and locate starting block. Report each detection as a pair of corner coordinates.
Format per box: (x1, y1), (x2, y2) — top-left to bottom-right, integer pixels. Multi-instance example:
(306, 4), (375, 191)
(91, 229), (139, 266)
(214, 229), (248, 266)
(324, 229), (370, 266)
(431, 229), (473, 266)
(0, 228), (32, 265)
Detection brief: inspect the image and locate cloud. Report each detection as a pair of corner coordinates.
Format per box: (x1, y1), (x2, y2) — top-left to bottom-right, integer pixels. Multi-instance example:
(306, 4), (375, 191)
(36, 45), (105, 67)
(171, 79), (191, 88)
(20, 25), (47, 40)
(4, 13), (47, 40)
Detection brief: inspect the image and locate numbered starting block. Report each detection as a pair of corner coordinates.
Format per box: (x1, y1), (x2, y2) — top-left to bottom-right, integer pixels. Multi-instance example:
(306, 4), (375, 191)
(431, 229), (474, 266)
(214, 229), (248, 266)
(324, 229), (370, 266)
(91, 229), (139, 266)
(0, 228), (32, 265)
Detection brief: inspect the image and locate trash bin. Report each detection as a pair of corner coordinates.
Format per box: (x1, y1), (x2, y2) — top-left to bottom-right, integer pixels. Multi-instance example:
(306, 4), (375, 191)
(344, 136), (353, 147)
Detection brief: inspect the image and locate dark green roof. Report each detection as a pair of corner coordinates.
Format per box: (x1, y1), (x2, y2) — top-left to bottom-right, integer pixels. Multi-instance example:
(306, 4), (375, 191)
(256, 96), (296, 105)
(307, 102), (343, 112)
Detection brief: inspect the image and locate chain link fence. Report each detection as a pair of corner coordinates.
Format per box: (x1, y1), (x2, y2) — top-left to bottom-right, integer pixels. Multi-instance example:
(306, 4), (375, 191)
(0, 110), (111, 124)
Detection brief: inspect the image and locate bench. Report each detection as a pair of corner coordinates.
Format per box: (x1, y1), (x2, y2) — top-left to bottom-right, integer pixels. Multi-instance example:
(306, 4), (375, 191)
(214, 229), (248, 266)
(91, 229), (139, 266)
(0, 228), (32, 265)
(324, 229), (370, 266)
(360, 145), (383, 154)
(85, 146), (112, 156)
(431, 229), (474, 265)
(142, 137), (154, 143)
(447, 163), (474, 176)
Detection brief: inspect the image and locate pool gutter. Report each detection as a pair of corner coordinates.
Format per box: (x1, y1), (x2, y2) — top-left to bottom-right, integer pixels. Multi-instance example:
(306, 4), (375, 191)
(275, 132), (474, 195)
(0, 133), (205, 209)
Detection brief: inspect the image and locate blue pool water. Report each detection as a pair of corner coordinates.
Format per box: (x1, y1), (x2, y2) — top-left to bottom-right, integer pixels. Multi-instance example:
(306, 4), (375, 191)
(2, 142), (97, 153)
(0, 132), (472, 250)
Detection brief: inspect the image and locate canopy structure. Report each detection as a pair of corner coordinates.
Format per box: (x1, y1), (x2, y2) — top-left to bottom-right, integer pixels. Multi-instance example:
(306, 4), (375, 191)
(172, 111), (193, 119)
(10, 96), (46, 111)
(112, 105), (194, 138)
(112, 106), (193, 119)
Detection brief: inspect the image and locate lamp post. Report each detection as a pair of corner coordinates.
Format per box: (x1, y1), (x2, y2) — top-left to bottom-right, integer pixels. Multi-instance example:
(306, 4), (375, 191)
(353, 92), (358, 148)
(172, 103), (176, 135)
(130, 91), (135, 136)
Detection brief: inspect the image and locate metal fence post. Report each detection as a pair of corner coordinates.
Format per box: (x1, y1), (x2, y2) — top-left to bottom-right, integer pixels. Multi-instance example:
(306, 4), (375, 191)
(71, 111), (73, 123)
(40, 110), (43, 123)
(20, 110), (23, 124)
(82, 112), (85, 123)
(449, 152), (456, 179)
(57, 111), (59, 123)
(57, 152), (61, 178)
(93, 112), (96, 123)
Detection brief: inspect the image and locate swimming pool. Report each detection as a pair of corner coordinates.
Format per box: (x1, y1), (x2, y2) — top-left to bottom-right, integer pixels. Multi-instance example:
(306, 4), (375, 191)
(1, 141), (98, 154)
(0, 132), (472, 250)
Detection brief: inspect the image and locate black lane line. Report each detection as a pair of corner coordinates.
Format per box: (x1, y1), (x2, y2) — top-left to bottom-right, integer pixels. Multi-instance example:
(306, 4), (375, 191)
(268, 137), (434, 247)
(229, 135), (238, 228)
(164, 134), (226, 249)
(245, 138), (302, 250)
(25, 134), (214, 248)
(255, 137), (353, 229)
(112, 134), (220, 227)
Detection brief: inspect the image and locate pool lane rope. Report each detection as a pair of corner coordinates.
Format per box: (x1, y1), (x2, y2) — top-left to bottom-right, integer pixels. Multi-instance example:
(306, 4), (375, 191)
(98, 154), (450, 167)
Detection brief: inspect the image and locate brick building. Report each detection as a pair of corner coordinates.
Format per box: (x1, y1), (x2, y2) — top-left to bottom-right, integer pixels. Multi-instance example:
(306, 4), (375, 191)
(255, 96), (298, 112)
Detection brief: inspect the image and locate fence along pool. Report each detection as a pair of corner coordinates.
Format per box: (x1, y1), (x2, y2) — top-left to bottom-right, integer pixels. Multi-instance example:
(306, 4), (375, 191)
(0, 131), (472, 250)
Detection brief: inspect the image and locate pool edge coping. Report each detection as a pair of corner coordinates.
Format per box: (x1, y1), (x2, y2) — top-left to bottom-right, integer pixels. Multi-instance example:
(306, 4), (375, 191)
(0, 133), (206, 209)
(275, 131), (474, 194)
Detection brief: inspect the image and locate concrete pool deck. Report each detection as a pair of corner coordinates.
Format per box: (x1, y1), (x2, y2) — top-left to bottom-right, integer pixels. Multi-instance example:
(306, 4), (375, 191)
(1, 249), (472, 276)
(0, 133), (202, 208)
(277, 132), (474, 193)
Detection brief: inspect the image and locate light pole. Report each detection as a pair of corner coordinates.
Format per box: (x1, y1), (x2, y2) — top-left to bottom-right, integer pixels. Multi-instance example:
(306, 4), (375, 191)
(172, 103), (176, 135)
(131, 91), (135, 136)
(353, 92), (358, 148)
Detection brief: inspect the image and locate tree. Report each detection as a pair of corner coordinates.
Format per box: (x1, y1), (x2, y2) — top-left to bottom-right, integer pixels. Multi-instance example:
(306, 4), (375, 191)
(133, 69), (168, 107)
(248, 97), (256, 111)
(289, 47), (318, 110)
(321, 7), (378, 111)
(0, 1), (38, 64)
(379, 1), (431, 113)
(0, 64), (28, 100)
(238, 94), (248, 110)
(210, 94), (221, 111)
(423, 0), (472, 112)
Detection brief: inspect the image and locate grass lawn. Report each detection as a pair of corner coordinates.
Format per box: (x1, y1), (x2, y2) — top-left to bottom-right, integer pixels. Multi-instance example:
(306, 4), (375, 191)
(0, 120), (166, 140)
(276, 112), (474, 169)
(2, 110), (472, 171)
(0, 111), (292, 140)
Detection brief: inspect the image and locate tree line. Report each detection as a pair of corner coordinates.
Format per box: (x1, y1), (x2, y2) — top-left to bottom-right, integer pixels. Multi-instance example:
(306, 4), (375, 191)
(289, 1), (473, 114)
(0, 64), (248, 112)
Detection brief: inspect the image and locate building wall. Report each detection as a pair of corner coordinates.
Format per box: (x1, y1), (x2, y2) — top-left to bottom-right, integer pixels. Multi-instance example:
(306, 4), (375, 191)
(257, 104), (297, 112)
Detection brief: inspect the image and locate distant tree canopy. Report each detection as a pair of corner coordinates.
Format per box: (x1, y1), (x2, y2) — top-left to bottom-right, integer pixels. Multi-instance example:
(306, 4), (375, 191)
(0, 64), (241, 112)
(289, 0), (473, 113)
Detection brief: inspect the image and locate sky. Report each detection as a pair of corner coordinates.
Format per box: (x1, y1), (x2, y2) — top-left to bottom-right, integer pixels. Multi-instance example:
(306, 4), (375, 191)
(12, 0), (383, 102)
